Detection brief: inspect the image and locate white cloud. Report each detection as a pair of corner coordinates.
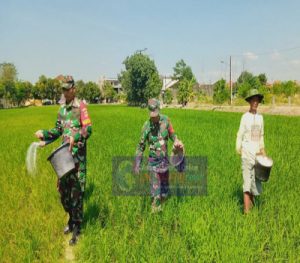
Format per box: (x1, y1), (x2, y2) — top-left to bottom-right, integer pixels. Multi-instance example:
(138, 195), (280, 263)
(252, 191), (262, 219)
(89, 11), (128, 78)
(243, 51), (258, 60)
(289, 59), (300, 66)
(270, 50), (281, 60)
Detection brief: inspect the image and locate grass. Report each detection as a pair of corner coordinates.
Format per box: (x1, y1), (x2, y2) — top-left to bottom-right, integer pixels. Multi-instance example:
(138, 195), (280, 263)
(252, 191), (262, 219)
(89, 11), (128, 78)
(0, 105), (299, 262)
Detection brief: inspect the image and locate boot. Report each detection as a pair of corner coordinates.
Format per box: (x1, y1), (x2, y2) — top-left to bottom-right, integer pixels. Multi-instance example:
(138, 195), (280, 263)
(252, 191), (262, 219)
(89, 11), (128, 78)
(69, 223), (80, 246)
(64, 216), (74, 235)
(151, 197), (162, 213)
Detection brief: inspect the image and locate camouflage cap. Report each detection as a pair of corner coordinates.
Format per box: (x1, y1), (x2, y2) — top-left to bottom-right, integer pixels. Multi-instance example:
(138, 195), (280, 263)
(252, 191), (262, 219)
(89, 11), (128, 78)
(61, 75), (75, 90)
(148, 98), (160, 117)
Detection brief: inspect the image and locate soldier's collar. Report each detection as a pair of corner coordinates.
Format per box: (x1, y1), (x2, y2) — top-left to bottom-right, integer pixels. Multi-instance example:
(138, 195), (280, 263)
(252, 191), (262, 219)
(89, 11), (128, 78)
(62, 97), (80, 108)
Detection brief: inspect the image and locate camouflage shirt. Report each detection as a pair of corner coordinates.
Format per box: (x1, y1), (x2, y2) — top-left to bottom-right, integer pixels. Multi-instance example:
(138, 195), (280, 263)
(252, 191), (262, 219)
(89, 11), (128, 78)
(135, 114), (177, 167)
(42, 97), (92, 155)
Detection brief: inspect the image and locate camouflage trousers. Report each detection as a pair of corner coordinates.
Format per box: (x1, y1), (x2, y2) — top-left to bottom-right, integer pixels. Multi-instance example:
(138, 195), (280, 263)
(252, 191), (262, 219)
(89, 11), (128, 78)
(58, 147), (87, 223)
(149, 168), (169, 199)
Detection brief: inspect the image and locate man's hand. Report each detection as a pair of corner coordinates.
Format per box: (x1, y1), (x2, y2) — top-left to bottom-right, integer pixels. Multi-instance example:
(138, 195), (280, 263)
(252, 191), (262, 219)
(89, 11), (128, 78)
(174, 139), (184, 150)
(39, 141), (46, 147)
(258, 148), (266, 156)
(133, 165), (140, 175)
(69, 136), (74, 152)
(35, 130), (44, 140)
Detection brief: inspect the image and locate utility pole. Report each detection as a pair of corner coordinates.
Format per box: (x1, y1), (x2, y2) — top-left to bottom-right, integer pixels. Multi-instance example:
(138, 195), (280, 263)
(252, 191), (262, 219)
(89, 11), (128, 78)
(230, 55), (232, 105)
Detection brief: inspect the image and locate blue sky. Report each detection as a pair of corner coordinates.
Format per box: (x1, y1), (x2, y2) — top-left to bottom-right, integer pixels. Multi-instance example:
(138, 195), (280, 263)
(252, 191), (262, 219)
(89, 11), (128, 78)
(1, 0), (300, 83)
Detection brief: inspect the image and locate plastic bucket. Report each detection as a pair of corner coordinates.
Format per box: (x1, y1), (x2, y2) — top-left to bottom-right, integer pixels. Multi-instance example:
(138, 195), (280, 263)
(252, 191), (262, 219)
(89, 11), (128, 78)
(255, 155), (273, 182)
(47, 143), (75, 178)
(170, 146), (185, 172)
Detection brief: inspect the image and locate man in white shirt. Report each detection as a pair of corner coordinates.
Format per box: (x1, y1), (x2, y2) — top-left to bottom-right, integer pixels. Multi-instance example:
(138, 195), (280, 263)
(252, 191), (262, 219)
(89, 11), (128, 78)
(236, 89), (266, 214)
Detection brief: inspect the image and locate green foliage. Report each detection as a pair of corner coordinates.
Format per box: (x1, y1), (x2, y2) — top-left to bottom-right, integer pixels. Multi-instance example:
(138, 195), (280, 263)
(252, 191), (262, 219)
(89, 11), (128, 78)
(0, 80), (16, 102)
(1, 106), (300, 262)
(172, 60), (196, 106)
(236, 71), (264, 98)
(102, 81), (117, 103)
(258, 73), (267, 85)
(238, 82), (252, 98)
(15, 81), (33, 106)
(84, 81), (101, 103)
(75, 80), (86, 100)
(237, 71), (254, 85)
(282, 81), (297, 97)
(74, 80), (101, 103)
(272, 82), (282, 95)
(213, 79), (229, 104)
(34, 75), (61, 103)
(172, 59), (194, 81)
(163, 89), (173, 104)
(177, 77), (196, 106)
(119, 53), (162, 105)
(271, 81), (298, 97)
(0, 62), (17, 82)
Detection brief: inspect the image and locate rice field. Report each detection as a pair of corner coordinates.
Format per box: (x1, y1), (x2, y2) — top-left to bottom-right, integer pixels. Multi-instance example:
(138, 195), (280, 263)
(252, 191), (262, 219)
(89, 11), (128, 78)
(0, 105), (299, 262)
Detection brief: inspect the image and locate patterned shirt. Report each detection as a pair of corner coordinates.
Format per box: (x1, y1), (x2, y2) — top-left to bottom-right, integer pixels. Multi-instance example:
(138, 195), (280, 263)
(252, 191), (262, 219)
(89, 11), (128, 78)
(135, 114), (177, 167)
(42, 97), (92, 155)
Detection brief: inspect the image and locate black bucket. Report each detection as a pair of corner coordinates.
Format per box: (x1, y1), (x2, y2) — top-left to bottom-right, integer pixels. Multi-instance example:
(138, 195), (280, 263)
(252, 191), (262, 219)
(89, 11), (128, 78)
(47, 143), (75, 178)
(255, 155), (273, 182)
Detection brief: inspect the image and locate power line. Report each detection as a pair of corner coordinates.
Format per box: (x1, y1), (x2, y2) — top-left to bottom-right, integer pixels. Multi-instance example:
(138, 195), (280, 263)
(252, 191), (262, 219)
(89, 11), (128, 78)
(231, 45), (300, 57)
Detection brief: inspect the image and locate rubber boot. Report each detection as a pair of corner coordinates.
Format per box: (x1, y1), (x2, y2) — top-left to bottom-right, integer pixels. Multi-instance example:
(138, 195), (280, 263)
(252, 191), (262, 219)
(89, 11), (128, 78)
(64, 214), (74, 235)
(69, 222), (81, 246)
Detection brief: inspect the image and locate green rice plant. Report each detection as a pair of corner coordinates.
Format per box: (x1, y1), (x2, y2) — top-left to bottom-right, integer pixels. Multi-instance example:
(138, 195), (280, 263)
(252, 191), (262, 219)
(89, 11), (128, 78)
(0, 105), (299, 262)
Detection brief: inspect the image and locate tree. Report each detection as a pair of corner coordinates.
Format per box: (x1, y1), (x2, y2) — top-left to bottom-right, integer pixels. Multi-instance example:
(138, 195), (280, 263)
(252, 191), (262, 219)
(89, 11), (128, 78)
(119, 53), (162, 105)
(0, 82), (4, 98)
(172, 59), (194, 81)
(163, 89), (173, 104)
(282, 81), (297, 97)
(0, 63), (17, 82)
(83, 81), (100, 103)
(75, 80), (86, 100)
(258, 73), (267, 85)
(236, 71), (263, 98)
(177, 77), (196, 106)
(14, 81), (32, 106)
(46, 78), (61, 103)
(1, 80), (16, 105)
(237, 71), (254, 85)
(102, 81), (117, 103)
(172, 59), (196, 106)
(213, 79), (229, 104)
(0, 63), (18, 106)
(34, 76), (62, 103)
(34, 75), (48, 99)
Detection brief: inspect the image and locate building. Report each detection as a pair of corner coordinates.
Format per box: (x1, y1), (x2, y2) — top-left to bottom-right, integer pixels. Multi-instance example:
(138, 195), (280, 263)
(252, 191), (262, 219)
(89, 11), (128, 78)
(99, 76), (123, 94)
(197, 84), (215, 96)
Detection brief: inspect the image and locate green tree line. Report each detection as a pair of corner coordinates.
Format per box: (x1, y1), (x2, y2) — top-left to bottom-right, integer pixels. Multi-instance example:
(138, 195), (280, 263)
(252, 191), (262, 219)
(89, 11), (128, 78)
(0, 63), (101, 107)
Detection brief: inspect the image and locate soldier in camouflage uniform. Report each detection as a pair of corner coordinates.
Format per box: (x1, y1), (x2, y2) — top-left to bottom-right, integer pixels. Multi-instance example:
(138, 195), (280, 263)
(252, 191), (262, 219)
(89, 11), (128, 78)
(35, 76), (92, 245)
(134, 98), (183, 212)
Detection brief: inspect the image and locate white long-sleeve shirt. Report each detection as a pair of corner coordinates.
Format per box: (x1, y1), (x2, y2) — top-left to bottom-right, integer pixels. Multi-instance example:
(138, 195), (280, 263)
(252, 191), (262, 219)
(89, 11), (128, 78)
(236, 112), (265, 162)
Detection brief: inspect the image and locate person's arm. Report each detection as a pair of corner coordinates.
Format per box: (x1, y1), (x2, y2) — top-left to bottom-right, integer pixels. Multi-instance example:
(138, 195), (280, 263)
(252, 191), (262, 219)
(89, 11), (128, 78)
(167, 117), (177, 142)
(134, 122), (148, 173)
(73, 102), (92, 145)
(168, 117), (183, 148)
(259, 116), (266, 155)
(236, 115), (245, 155)
(37, 111), (63, 142)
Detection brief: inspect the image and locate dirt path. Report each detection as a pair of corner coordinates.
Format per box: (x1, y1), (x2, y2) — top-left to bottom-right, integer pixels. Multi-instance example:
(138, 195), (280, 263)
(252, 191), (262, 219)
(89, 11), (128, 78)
(63, 235), (75, 262)
(166, 104), (300, 116)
